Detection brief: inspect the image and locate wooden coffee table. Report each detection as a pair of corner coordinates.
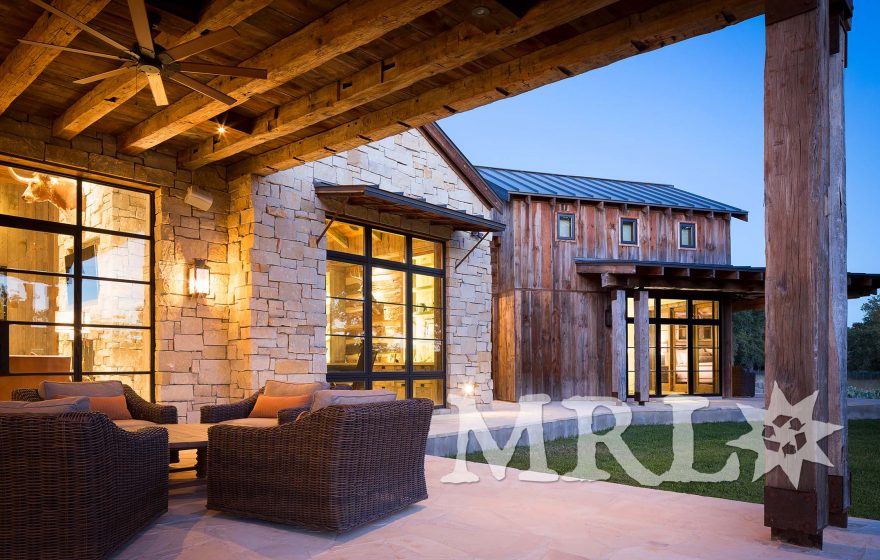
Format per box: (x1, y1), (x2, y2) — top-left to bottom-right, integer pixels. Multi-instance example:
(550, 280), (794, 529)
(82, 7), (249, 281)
(123, 423), (211, 478)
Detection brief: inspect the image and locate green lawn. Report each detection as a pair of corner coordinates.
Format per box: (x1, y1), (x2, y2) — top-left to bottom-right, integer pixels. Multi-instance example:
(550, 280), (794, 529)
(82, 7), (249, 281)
(462, 420), (880, 520)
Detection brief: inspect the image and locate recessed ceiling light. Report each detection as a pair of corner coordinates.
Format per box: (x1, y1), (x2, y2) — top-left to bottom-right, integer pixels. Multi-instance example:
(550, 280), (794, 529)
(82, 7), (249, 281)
(471, 5), (491, 17)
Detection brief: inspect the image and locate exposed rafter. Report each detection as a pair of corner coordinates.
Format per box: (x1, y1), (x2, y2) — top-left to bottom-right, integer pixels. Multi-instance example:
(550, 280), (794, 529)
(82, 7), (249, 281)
(228, 0), (763, 179)
(117, 0), (451, 155)
(0, 0), (110, 115)
(178, 0), (617, 170)
(52, 0), (272, 140)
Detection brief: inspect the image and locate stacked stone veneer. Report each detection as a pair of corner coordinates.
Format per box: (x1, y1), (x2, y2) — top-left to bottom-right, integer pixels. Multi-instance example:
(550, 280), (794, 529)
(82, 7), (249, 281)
(229, 130), (494, 404)
(0, 112), (494, 417)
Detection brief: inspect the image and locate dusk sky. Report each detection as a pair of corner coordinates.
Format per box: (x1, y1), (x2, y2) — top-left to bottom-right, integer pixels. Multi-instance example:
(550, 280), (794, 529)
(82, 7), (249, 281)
(440, 8), (879, 325)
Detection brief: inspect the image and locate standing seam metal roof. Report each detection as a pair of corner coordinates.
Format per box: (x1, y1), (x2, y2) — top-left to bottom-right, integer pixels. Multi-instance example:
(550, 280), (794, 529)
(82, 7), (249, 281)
(475, 166), (748, 219)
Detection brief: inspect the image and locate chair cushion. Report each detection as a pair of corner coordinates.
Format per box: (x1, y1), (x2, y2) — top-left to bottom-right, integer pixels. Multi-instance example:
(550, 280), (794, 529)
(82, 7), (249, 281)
(39, 380), (125, 400)
(113, 419), (157, 429)
(311, 389), (396, 412)
(249, 394), (311, 418)
(264, 379), (329, 397)
(0, 397), (90, 415)
(55, 394), (132, 420)
(219, 418), (279, 427)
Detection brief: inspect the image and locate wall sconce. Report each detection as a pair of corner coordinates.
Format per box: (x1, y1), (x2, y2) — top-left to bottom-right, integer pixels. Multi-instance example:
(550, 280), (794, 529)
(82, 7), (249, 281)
(189, 259), (210, 297)
(462, 382), (475, 396)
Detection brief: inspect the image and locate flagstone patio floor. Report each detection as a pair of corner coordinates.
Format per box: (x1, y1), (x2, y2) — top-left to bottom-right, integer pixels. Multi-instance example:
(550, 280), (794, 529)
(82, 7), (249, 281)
(113, 451), (880, 560)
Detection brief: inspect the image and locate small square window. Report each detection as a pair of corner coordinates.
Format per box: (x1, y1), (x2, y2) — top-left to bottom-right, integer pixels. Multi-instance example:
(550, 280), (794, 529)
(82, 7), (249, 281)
(679, 223), (696, 249)
(620, 218), (638, 245)
(557, 214), (575, 240)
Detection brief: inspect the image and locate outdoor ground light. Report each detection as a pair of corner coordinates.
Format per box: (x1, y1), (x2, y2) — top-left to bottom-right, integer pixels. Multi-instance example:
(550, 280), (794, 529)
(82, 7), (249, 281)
(462, 382), (475, 396)
(189, 259), (210, 297)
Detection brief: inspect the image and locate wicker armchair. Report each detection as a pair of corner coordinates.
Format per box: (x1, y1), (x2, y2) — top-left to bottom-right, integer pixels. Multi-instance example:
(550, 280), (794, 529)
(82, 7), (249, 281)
(200, 383), (349, 424)
(0, 411), (168, 560)
(206, 398), (433, 532)
(12, 384), (178, 425)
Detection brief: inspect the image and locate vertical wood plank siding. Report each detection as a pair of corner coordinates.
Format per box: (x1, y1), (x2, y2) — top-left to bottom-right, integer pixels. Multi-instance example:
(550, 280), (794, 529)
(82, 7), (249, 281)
(492, 196), (731, 400)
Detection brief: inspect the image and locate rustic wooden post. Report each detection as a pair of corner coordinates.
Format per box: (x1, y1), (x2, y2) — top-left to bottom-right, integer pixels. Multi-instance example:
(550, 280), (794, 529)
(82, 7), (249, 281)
(720, 299), (734, 398)
(764, 0), (847, 548)
(633, 291), (650, 404)
(610, 290), (628, 401)
(827, 0), (852, 529)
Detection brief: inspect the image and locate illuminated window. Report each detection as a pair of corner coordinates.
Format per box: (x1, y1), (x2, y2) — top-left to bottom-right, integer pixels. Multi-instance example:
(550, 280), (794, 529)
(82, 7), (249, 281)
(325, 220), (445, 406)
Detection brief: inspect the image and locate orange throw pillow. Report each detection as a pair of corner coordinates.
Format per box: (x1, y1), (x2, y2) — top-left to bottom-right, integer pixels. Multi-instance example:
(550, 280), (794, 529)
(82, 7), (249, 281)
(249, 395), (311, 418)
(57, 394), (132, 420)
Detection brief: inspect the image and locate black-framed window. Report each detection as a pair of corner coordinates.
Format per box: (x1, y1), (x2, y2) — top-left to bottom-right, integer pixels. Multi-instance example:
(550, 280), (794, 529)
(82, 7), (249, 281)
(557, 213), (575, 240)
(679, 223), (696, 249)
(625, 295), (721, 397)
(0, 163), (155, 400)
(324, 219), (446, 406)
(620, 218), (638, 245)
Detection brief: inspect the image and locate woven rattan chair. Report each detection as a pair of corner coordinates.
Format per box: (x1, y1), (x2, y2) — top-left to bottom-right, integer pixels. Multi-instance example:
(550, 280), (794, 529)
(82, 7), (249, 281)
(0, 411), (168, 560)
(200, 382), (349, 424)
(12, 384), (178, 425)
(206, 398), (433, 532)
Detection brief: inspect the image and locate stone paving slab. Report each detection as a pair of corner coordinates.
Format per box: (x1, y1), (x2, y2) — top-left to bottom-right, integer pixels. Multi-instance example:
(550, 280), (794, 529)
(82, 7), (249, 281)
(113, 452), (880, 560)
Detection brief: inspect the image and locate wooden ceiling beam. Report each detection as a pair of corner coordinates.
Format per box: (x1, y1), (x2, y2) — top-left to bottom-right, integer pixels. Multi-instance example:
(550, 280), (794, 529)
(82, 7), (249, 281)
(52, 0), (271, 141)
(0, 0), (111, 116)
(117, 0), (450, 155)
(179, 0), (614, 169)
(229, 0), (763, 178)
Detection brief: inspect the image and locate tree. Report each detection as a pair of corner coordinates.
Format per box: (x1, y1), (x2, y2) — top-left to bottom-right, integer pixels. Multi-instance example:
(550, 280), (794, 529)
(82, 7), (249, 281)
(848, 295), (880, 372)
(733, 309), (765, 371)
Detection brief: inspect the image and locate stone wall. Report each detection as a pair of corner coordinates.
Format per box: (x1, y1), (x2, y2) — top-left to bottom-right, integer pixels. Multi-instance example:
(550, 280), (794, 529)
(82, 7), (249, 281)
(0, 112), (495, 413)
(254, 130), (495, 404)
(0, 110), (232, 421)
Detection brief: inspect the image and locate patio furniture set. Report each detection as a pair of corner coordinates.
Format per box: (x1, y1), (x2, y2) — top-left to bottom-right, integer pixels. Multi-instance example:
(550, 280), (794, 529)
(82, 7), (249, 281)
(0, 380), (433, 560)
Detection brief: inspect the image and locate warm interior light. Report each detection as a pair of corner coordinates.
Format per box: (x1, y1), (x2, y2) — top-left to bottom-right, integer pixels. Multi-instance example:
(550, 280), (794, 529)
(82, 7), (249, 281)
(217, 124), (226, 135)
(189, 259), (210, 296)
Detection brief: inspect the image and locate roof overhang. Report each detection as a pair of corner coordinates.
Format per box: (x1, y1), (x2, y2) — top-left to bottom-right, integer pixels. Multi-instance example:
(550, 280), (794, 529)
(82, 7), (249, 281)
(575, 259), (880, 303)
(315, 183), (505, 232)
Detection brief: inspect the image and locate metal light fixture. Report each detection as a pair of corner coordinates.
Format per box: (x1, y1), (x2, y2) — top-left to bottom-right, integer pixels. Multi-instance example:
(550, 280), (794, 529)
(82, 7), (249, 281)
(189, 259), (210, 296)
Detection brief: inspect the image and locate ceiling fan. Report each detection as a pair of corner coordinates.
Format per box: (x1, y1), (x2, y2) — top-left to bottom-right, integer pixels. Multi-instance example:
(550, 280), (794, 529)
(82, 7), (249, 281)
(19, 0), (268, 106)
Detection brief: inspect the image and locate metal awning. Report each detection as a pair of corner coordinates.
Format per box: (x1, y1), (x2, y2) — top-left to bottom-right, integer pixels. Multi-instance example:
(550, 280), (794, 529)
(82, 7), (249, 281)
(575, 259), (880, 305)
(315, 184), (504, 232)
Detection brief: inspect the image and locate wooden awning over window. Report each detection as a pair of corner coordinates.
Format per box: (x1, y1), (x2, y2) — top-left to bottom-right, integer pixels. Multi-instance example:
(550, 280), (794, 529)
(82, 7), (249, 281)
(575, 259), (880, 308)
(315, 184), (504, 232)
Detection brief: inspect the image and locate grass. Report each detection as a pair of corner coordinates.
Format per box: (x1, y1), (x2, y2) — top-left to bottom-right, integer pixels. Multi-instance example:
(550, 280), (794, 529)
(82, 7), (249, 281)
(462, 420), (880, 520)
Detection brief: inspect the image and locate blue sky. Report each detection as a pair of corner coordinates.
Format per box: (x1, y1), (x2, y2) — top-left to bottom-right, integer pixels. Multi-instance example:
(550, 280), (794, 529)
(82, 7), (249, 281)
(440, 9), (879, 325)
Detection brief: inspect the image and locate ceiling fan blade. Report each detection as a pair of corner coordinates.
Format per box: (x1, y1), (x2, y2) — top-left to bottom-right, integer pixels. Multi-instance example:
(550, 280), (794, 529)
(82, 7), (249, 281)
(27, 0), (137, 58)
(17, 39), (132, 61)
(176, 62), (267, 79)
(167, 73), (236, 106)
(162, 27), (239, 62)
(147, 73), (168, 106)
(127, 0), (155, 56)
(73, 65), (135, 85)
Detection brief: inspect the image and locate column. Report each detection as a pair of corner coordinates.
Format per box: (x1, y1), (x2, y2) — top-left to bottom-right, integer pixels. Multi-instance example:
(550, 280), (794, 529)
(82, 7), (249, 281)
(633, 291), (650, 405)
(610, 290), (628, 401)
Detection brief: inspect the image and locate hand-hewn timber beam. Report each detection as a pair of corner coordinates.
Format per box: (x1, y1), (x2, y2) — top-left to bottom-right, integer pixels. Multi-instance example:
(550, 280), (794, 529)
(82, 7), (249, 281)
(118, 0), (450, 154)
(229, 0), (763, 178)
(52, 0), (271, 140)
(178, 0), (616, 169)
(0, 0), (111, 115)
